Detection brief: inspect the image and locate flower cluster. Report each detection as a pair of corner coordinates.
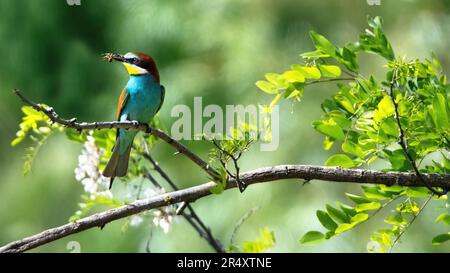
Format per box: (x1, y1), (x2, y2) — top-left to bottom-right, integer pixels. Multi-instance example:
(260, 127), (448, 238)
(74, 134), (110, 194)
(129, 187), (178, 233)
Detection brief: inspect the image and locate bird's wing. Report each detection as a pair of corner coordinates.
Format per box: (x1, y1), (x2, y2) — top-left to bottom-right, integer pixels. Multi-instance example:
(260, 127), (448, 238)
(156, 85), (165, 114)
(114, 88), (130, 141)
(116, 88), (130, 120)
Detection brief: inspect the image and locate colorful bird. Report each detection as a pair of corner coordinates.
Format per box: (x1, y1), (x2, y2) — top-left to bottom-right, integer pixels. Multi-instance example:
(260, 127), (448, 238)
(102, 52), (165, 188)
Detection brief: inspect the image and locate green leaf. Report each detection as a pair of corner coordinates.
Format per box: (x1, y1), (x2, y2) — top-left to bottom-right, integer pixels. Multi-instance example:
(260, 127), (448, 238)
(340, 46), (359, 72)
(351, 213), (369, 223)
(316, 210), (338, 231)
(431, 93), (449, 130)
(326, 204), (351, 223)
(346, 193), (371, 204)
(299, 231), (325, 246)
(312, 120), (345, 140)
(378, 185), (405, 194)
(300, 50), (330, 59)
(323, 136), (334, 150)
(335, 213), (368, 234)
(432, 233), (450, 245)
(265, 73), (287, 88)
(384, 213), (407, 226)
(309, 31), (337, 57)
(11, 137), (24, 147)
(373, 95), (394, 123)
(209, 168), (227, 195)
(355, 202), (381, 212)
(335, 223), (354, 234)
(65, 128), (87, 143)
(358, 16), (395, 60)
(362, 186), (391, 200)
(338, 202), (357, 217)
(318, 65), (342, 78)
(325, 154), (356, 168)
(435, 213), (450, 225)
(255, 80), (278, 94)
(405, 187), (431, 198)
(282, 70), (305, 83)
(327, 111), (352, 129)
(383, 149), (410, 171)
(292, 65), (321, 79)
(342, 141), (365, 158)
(325, 231), (335, 239)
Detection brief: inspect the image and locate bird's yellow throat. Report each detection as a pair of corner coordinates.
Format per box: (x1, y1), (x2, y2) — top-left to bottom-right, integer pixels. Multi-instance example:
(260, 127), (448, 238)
(123, 63), (148, 75)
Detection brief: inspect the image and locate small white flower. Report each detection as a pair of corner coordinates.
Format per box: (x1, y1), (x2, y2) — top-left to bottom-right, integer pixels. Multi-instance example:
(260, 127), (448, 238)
(78, 154), (89, 165)
(157, 218), (171, 233)
(130, 215), (144, 227)
(97, 190), (113, 199)
(82, 177), (97, 193)
(151, 198), (178, 233)
(74, 132), (110, 194)
(74, 167), (85, 181)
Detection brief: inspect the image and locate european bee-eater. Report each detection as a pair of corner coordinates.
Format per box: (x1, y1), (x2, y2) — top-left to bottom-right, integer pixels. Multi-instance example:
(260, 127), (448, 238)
(102, 52), (165, 188)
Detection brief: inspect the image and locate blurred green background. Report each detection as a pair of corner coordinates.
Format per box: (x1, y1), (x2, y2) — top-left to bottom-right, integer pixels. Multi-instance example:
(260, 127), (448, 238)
(1, 0), (450, 253)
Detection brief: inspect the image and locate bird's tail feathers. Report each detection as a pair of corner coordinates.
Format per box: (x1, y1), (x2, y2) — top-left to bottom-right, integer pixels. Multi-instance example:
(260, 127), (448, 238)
(102, 140), (132, 189)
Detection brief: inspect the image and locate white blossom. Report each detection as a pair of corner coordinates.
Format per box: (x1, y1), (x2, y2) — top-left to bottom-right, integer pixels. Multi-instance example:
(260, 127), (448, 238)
(130, 186), (178, 232)
(150, 187), (178, 233)
(129, 215), (144, 227)
(74, 134), (110, 194)
(153, 206), (177, 233)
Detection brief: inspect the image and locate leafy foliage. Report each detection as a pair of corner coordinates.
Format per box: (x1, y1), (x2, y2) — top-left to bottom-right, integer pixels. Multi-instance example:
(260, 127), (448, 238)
(257, 16), (450, 251)
(11, 106), (64, 175)
(207, 122), (257, 194)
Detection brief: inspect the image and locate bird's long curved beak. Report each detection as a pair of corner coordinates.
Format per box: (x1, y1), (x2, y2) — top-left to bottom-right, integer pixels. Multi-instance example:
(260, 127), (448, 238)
(102, 53), (126, 63)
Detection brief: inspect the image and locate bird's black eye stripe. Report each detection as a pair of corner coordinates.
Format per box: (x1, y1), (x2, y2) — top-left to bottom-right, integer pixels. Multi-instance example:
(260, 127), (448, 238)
(128, 58), (140, 64)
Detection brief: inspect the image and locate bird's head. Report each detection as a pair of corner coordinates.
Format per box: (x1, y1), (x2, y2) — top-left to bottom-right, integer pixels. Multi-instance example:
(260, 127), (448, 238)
(103, 52), (160, 82)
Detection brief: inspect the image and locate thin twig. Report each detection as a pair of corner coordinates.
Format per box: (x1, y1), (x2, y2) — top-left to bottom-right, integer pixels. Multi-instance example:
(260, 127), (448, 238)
(212, 139), (247, 192)
(14, 89), (220, 181)
(306, 77), (354, 85)
(230, 206), (260, 245)
(389, 196), (433, 252)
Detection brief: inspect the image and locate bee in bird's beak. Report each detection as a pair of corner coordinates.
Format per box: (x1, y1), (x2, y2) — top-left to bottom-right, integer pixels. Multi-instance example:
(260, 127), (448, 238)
(102, 53), (126, 63)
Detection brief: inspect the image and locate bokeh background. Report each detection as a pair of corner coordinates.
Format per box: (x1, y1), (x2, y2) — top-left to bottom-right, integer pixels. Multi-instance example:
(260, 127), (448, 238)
(1, 0), (450, 253)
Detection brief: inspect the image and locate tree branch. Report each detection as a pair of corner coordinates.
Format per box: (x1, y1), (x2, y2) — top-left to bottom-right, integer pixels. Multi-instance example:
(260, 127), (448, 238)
(14, 89), (220, 180)
(1, 164), (450, 253)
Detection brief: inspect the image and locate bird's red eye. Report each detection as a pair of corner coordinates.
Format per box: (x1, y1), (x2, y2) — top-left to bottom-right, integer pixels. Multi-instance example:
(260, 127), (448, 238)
(132, 58), (139, 64)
